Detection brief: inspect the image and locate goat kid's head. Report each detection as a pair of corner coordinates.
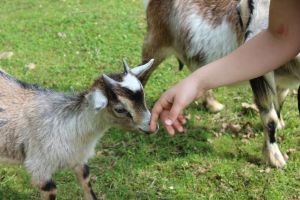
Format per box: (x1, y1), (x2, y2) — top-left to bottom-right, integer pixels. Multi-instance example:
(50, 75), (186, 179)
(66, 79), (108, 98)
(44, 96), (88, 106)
(86, 59), (158, 133)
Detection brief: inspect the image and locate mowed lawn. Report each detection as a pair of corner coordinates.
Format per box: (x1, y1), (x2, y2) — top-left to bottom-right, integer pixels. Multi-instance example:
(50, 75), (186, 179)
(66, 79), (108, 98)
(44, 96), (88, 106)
(0, 0), (299, 199)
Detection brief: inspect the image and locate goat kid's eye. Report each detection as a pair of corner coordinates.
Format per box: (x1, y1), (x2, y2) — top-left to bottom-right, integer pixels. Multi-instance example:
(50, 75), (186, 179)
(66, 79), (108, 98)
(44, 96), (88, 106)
(114, 107), (128, 114)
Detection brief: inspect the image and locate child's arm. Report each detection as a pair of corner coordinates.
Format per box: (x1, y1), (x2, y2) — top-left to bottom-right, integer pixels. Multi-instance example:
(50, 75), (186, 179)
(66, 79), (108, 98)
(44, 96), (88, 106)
(150, 0), (300, 135)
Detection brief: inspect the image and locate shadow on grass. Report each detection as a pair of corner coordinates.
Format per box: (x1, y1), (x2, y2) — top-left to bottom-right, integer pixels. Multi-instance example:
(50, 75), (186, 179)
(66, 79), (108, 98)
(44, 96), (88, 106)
(95, 124), (214, 169)
(216, 150), (263, 166)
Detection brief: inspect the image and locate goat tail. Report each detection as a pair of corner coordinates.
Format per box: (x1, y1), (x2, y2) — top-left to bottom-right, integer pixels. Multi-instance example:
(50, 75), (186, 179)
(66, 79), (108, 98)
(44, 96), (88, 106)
(298, 85), (300, 116)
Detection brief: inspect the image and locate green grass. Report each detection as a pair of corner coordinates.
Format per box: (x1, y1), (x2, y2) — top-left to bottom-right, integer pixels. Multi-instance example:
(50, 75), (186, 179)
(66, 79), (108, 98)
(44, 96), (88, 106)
(0, 0), (299, 199)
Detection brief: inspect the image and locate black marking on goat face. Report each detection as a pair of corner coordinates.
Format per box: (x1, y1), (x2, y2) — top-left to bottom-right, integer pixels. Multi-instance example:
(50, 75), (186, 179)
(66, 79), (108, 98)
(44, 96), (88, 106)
(0, 108), (4, 112)
(41, 180), (56, 192)
(121, 88), (144, 102)
(109, 85), (145, 107)
(267, 121), (276, 144)
(83, 164), (90, 179)
(118, 87), (146, 112)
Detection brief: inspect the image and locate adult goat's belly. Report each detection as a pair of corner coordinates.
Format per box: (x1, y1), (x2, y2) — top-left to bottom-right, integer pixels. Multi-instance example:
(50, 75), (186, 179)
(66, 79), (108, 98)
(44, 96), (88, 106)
(172, 12), (239, 71)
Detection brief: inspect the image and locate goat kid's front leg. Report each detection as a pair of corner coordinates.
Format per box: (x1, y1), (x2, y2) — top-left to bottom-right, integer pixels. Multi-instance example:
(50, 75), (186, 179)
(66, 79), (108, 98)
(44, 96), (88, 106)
(74, 164), (98, 200)
(39, 179), (57, 200)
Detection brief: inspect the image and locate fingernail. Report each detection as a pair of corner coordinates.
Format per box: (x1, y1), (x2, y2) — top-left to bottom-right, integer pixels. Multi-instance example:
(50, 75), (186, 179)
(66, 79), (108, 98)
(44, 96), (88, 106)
(165, 119), (173, 126)
(178, 127), (183, 132)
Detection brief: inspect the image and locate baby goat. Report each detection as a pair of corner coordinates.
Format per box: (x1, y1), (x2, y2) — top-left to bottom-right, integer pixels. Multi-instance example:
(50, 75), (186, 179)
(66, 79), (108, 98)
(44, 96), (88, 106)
(0, 59), (157, 200)
(141, 0), (299, 168)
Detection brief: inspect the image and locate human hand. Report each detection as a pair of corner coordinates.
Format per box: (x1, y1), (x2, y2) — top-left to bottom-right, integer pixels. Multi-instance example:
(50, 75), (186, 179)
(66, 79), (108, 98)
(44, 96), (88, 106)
(159, 110), (187, 135)
(150, 75), (205, 135)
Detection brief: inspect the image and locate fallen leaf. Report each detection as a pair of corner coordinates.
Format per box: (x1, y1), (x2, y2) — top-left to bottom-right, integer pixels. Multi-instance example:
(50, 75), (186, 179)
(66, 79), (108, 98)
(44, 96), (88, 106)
(57, 32), (67, 38)
(241, 138), (250, 144)
(169, 186), (174, 190)
(286, 148), (296, 156)
(265, 167), (271, 173)
(91, 175), (97, 181)
(26, 63), (36, 70)
(96, 149), (113, 156)
(259, 168), (271, 173)
(213, 131), (222, 138)
(0, 51), (13, 59)
(195, 115), (201, 120)
(207, 139), (213, 144)
(241, 102), (259, 113)
(220, 122), (241, 136)
(243, 123), (255, 138)
(185, 114), (191, 120)
(227, 123), (242, 134)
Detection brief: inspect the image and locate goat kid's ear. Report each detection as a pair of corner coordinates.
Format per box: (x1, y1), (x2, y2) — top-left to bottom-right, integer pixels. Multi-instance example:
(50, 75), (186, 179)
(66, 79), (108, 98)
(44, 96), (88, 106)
(86, 89), (108, 111)
(131, 59), (154, 79)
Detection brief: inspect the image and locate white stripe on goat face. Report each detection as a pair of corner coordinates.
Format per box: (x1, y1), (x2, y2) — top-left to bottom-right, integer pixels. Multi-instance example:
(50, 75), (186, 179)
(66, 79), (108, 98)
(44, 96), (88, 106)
(120, 73), (142, 92)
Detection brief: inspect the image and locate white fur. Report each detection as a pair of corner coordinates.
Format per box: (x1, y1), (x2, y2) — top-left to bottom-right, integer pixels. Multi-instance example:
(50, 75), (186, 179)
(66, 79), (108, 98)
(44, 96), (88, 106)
(89, 89), (108, 110)
(188, 17), (238, 64)
(264, 142), (286, 168)
(25, 98), (109, 183)
(121, 73), (142, 92)
(171, 6), (238, 70)
(261, 106), (279, 127)
(246, 0), (270, 41)
(137, 110), (152, 132)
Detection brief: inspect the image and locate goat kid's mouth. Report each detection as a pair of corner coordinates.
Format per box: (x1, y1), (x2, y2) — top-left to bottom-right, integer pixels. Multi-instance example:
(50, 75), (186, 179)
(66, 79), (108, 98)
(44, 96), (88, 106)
(137, 127), (151, 134)
(137, 123), (159, 135)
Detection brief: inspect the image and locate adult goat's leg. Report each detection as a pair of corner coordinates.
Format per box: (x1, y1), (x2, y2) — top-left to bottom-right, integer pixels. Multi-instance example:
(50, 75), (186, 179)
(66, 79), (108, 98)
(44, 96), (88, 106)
(203, 89), (225, 113)
(276, 87), (289, 129)
(250, 73), (286, 168)
(140, 29), (172, 85)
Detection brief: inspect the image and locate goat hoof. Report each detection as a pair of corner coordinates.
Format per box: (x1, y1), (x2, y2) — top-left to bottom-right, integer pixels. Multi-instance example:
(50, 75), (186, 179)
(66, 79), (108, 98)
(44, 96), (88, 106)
(263, 143), (286, 168)
(277, 118), (285, 130)
(204, 101), (224, 113)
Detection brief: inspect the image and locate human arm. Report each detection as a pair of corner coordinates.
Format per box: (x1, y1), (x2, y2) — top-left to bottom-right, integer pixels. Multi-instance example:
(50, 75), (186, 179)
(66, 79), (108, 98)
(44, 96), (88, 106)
(150, 0), (300, 135)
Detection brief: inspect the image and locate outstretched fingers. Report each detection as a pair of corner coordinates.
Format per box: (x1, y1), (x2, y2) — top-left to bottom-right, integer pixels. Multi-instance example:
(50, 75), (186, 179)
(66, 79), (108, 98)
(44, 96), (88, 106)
(150, 94), (172, 132)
